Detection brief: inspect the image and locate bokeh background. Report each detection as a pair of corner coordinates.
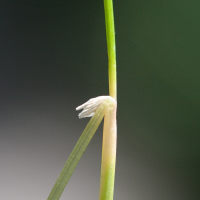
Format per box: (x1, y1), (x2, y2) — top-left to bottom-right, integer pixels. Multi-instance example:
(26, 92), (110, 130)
(1, 0), (200, 199)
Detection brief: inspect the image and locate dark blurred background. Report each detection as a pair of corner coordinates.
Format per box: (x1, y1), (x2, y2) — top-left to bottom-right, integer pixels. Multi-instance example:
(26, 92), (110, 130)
(0, 0), (200, 199)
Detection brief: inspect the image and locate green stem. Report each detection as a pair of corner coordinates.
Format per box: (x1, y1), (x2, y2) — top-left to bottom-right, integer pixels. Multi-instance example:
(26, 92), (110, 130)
(99, 0), (117, 200)
(99, 103), (117, 200)
(104, 0), (117, 100)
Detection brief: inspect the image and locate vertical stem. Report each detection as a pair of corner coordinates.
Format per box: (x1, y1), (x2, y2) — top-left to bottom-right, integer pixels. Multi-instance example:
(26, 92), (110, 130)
(99, 104), (117, 200)
(100, 0), (117, 200)
(104, 0), (117, 100)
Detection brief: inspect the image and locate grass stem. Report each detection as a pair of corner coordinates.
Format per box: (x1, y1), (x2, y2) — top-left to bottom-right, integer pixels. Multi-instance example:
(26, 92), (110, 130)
(104, 0), (117, 100)
(99, 0), (117, 200)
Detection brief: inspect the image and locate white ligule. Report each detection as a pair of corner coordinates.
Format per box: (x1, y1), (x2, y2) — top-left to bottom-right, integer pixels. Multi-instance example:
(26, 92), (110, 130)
(76, 96), (110, 118)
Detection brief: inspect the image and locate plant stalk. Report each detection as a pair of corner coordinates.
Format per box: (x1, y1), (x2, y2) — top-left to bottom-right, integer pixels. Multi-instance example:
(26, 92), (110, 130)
(99, 0), (117, 200)
(104, 0), (117, 100)
(99, 103), (117, 200)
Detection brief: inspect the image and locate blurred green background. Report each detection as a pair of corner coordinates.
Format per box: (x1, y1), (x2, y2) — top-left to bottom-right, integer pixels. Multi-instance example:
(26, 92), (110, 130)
(0, 0), (199, 199)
